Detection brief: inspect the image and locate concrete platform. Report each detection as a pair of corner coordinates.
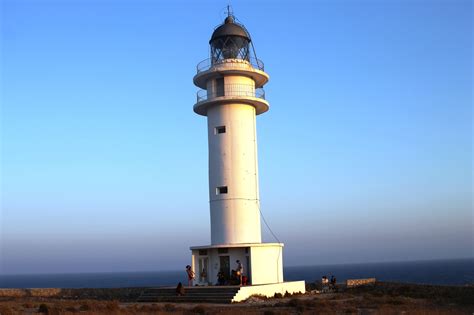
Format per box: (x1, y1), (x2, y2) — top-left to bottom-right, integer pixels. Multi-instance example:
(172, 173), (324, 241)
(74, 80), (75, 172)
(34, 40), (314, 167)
(137, 281), (306, 303)
(233, 281), (306, 302)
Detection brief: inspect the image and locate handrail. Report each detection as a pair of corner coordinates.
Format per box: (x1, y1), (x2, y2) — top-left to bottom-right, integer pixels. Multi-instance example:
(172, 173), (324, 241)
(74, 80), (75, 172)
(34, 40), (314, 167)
(196, 84), (265, 103)
(196, 57), (264, 73)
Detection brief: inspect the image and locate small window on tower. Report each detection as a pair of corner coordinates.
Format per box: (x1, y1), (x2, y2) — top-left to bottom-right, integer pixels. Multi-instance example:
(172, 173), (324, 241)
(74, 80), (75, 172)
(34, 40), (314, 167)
(216, 78), (224, 97)
(216, 186), (228, 195)
(215, 126), (226, 134)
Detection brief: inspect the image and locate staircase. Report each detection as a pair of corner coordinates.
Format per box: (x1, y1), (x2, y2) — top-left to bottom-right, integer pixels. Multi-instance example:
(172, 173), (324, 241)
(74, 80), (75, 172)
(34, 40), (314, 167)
(137, 286), (241, 304)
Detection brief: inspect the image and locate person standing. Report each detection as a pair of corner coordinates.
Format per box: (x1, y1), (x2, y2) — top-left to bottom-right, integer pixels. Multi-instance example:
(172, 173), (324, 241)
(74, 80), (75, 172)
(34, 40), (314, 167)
(185, 265), (195, 287)
(322, 275), (329, 293)
(236, 260), (243, 286)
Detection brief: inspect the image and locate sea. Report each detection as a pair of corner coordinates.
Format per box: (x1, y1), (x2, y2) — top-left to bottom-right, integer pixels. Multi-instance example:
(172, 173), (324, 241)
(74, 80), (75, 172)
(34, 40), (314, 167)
(1, 258), (472, 289)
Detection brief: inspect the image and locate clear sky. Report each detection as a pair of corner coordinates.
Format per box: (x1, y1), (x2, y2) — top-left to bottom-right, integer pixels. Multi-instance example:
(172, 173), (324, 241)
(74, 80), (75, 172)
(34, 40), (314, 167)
(1, 0), (472, 274)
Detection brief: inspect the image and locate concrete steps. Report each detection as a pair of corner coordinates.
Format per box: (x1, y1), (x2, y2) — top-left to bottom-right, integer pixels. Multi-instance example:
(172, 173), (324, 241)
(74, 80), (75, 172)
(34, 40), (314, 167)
(137, 286), (241, 304)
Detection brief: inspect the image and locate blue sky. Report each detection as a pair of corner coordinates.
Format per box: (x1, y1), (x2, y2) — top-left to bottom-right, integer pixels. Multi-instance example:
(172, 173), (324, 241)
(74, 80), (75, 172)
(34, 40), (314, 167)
(1, 0), (472, 274)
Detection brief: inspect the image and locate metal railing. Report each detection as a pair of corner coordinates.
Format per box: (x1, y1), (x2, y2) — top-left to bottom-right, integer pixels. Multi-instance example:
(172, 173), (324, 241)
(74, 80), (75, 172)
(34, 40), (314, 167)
(196, 84), (265, 103)
(196, 57), (265, 73)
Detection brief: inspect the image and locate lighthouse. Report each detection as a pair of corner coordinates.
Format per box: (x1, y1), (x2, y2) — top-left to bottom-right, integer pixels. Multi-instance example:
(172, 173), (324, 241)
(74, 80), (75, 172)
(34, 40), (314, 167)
(195, 12), (268, 247)
(190, 11), (304, 293)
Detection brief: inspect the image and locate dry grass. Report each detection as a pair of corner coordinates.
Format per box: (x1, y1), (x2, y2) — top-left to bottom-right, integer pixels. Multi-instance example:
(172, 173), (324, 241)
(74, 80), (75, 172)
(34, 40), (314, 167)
(0, 298), (470, 315)
(0, 282), (472, 314)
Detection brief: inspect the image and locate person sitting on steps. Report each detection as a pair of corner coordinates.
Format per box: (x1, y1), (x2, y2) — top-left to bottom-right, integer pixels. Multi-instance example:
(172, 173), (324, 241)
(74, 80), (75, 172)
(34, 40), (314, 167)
(217, 270), (226, 286)
(176, 282), (185, 296)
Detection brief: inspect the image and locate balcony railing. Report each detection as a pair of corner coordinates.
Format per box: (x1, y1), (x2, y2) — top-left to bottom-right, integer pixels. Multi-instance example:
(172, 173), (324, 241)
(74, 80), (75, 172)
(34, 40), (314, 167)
(196, 84), (265, 103)
(196, 57), (265, 74)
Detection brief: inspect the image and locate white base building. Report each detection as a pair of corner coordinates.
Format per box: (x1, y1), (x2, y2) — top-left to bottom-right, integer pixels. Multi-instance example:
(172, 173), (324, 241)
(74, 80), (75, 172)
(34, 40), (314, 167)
(191, 243), (283, 286)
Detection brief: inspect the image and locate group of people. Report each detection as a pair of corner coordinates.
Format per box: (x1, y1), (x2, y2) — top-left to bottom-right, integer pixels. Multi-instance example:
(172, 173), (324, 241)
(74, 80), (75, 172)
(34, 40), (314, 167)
(183, 260), (247, 288)
(217, 260), (248, 286)
(321, 275), (337, 292)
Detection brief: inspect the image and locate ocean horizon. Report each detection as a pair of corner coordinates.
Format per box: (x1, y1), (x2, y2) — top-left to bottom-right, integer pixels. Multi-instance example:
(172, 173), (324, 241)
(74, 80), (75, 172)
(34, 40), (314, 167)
(1, 258), (473, 289)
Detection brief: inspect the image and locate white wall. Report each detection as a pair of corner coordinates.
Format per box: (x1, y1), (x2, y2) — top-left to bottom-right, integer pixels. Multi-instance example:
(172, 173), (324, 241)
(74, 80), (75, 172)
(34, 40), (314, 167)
(207, 102), (261, 245)
(250, 245), (284, 285)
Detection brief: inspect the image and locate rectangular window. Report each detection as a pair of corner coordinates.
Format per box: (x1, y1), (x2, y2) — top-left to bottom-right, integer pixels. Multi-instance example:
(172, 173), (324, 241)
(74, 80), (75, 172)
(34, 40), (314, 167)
(217, 248), (228, 254)
(215, 126), (226, 134)
(199, 249), (208, 256)
(216, 186), (228, 195)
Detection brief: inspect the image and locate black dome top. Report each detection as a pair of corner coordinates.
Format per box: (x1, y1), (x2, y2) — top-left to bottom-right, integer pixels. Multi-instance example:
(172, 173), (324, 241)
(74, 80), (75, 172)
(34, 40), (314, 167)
(209, 16), (251, 44)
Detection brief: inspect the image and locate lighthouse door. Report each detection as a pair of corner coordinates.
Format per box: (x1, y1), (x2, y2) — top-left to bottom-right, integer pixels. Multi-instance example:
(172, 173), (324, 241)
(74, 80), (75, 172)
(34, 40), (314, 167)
(198, 257), (209, 285)
(219, 256), (230, 279)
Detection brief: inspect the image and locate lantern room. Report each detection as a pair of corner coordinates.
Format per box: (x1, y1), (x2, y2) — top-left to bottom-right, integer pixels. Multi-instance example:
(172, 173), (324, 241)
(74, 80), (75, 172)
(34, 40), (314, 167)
(210, 15), (252, 63)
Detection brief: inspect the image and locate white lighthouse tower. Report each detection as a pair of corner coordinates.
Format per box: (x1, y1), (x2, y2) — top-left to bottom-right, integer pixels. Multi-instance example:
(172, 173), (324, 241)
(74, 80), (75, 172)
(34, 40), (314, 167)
(190, 11), (305, 294)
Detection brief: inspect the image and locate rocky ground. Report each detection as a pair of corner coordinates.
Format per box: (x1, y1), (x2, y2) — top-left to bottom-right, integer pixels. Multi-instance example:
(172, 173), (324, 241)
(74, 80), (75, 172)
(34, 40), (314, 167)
(0, 282), (473, 314)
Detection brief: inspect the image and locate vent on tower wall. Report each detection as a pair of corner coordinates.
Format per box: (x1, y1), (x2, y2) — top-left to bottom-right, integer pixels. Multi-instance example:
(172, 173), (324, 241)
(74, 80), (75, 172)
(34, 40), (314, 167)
(216, 186), (228, 194)
(215, 126), (226, 134)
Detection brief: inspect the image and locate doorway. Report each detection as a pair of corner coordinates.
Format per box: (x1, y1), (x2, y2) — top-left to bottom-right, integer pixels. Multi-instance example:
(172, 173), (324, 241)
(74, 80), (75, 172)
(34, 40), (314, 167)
(198, 257), (209, 284)
(219, 255), (230, 279)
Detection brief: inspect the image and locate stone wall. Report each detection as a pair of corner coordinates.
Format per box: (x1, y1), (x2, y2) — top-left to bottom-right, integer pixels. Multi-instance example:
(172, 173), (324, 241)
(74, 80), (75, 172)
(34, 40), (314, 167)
(346, 278), (376, 288)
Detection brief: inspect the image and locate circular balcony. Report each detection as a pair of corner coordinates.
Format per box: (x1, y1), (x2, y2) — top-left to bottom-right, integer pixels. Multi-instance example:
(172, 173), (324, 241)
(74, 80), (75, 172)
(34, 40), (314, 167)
(196, 57), (264, 73)
(194, 84), (269, 116)
(193, 58), (269, 89)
